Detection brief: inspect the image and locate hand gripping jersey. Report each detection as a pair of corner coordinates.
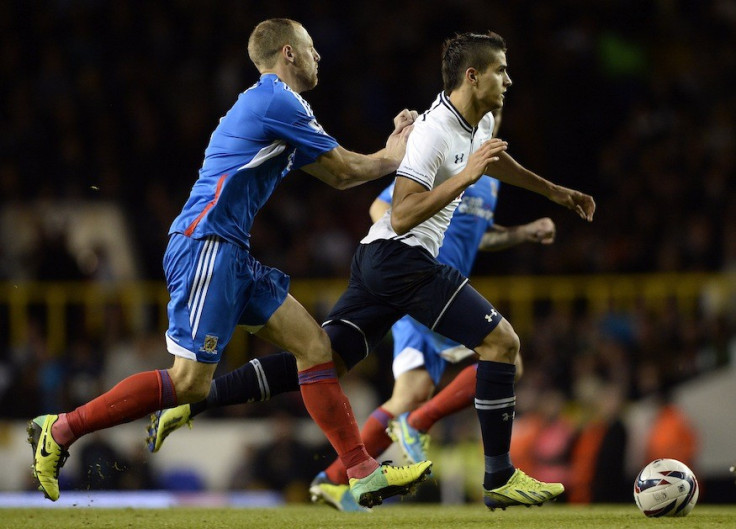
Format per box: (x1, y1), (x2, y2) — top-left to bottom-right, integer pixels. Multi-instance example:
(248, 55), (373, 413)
(169, 73), (339, 248)
(362, 91), (496, 257)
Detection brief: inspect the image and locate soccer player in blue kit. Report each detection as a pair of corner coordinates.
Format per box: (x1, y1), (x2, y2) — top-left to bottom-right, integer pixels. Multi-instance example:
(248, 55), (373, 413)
(147, 30), (595, 511)
(27, 18), (431, 504)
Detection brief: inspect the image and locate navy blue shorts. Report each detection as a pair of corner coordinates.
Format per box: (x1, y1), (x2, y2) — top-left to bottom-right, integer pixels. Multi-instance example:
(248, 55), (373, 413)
(324, 239), (502, 370)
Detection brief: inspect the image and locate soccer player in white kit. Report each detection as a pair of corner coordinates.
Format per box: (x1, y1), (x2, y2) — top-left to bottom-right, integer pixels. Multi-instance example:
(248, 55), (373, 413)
(321, 31), (595, 510)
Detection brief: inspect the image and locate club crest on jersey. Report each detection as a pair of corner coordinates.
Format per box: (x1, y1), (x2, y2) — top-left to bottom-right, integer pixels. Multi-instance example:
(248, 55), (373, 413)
(201, 334), (219, 354)
(454, 153), (465, 164)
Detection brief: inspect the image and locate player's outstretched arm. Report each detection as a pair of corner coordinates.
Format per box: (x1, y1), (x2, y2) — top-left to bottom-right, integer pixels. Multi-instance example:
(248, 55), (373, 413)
(302, 109), (416, 190)
(546, 184), (596, 222)
(487, 151), (595, 222)
(479, 217), (556, 251)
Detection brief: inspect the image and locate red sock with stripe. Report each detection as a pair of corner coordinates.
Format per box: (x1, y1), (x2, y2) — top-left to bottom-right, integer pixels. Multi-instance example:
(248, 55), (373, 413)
(52, 369), (177, 448)
(299, 361), (378, 480)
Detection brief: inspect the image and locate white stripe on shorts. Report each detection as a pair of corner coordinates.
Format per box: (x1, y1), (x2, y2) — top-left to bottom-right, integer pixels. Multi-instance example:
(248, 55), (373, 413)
(431, 277), (469, 330)
(188, 236), (220, 339)
(187, 236), (213, 326)
(187, 237), (213, 311)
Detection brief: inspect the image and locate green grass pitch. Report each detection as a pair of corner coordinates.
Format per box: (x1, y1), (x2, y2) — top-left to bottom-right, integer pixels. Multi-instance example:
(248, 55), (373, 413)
(3, 504), (735, 529)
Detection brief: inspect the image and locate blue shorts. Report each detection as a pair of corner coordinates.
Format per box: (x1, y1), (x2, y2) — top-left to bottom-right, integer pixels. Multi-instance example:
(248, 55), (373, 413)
(324, 239), (501, 370)
(391, 316), (477, 385)
(164, 233), (290, 363)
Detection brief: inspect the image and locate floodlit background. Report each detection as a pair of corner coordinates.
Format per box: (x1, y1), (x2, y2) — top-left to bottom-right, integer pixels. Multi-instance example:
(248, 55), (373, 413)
(0, 0), (734, 507)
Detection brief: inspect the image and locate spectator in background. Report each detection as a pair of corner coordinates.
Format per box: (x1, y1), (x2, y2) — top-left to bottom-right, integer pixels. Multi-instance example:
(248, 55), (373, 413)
(530, 389), (576, 491)
(509, 379), (544, 477)
(2, 1), (733, 283)
(239, 411), (327, 502)
(118, 444), (157, 491)
(644, 389), (698, 469)
(31, 220), (87, 282)
(568, 382), (629, 503)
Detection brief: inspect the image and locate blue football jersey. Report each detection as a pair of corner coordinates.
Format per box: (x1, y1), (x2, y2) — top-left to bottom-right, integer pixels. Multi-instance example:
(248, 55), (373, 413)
(377, 175), (500, 276)
(169, 73), (339, 248)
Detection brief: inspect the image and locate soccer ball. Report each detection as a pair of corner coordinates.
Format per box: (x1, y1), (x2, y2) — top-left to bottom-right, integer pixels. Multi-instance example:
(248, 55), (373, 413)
(633, 458), (699, 517)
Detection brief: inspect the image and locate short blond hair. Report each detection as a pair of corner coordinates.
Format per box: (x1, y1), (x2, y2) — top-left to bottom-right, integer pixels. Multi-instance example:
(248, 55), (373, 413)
(247, 18), (301, 70)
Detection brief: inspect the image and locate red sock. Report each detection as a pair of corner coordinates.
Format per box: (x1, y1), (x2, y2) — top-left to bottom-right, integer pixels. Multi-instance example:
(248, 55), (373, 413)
(325, 406), (394, 485)
(55, 370), (177, 448)
(409, 363), (477, 432)
(299, 362), (378, 479)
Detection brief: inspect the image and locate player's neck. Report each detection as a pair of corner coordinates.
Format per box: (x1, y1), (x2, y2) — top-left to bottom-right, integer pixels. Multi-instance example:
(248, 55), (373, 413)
(448, 90), (484, 127)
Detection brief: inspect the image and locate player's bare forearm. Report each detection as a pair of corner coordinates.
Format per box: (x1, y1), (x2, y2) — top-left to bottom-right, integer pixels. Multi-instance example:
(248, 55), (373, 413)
(390, 175), (471, 235)
(479, 226), (523, 251)
(304, 147), (400, 189)
(480, 218), (556, 251)
(491, 152), (595, 221)
(546, 184), (596, 221)
(487, 152), (555, 196)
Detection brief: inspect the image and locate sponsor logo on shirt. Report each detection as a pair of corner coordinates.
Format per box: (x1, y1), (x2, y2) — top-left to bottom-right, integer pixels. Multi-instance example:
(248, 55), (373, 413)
(457, 196), (494, 221)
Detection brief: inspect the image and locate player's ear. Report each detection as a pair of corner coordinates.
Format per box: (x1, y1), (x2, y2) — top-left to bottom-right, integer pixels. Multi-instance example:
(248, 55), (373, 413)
(283, 45), (295, 63)
(466, 68), (478, 84)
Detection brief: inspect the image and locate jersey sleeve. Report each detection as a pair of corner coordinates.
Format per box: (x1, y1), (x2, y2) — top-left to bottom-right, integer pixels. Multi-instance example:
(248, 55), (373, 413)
(377, 180), (395, 205)
(396, 122), (448, 190)
(262, 89), (339, 168)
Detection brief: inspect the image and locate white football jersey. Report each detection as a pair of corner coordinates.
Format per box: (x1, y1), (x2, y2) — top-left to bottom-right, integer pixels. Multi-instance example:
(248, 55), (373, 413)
(362, 91), (495, 256)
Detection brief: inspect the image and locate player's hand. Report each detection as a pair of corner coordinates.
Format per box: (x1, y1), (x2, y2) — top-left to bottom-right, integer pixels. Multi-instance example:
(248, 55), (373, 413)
(393, 109), (419, 134)
(465, 138), (508, 184)
(384, 123), (413, 162)
(524, 217), (556, 244)
(548, 185), (595, 221)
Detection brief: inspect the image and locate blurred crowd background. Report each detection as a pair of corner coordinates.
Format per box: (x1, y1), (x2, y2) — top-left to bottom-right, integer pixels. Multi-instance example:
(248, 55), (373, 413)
(0, 0), (734, 504)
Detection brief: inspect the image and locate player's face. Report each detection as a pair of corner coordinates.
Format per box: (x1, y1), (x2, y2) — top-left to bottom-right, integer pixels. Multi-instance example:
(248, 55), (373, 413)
(292, 25), (320, 91)
(476, 50), (511, 112)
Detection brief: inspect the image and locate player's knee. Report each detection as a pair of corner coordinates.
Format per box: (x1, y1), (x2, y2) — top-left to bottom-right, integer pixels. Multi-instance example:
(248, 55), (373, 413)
(331, 351), (349, 376)
(497, 323), (520, 362)
(515, 355), (524, 381)
(295, 327), (333, 366)
(479, 319), (520, 363)
(323, 322), (367, 371)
